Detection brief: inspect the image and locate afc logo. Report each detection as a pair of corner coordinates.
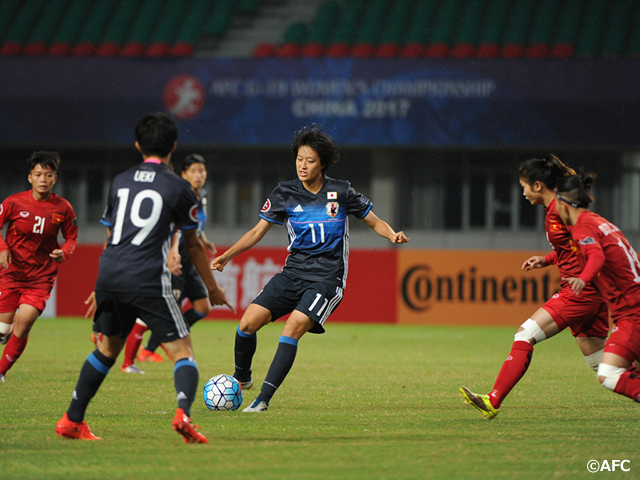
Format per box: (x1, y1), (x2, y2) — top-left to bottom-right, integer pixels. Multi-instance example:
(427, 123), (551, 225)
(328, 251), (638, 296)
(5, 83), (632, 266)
(163, 74), (205, 120)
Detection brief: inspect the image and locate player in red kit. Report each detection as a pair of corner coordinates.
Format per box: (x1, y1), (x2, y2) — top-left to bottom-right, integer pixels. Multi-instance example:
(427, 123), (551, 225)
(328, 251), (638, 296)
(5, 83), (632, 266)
(0, 151), (78, 382)
(556, 173), (640, 405)
(460, 156), (609, 419)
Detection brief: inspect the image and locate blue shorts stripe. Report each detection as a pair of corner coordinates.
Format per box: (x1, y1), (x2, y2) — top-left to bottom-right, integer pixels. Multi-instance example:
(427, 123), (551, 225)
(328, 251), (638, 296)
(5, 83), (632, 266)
(279, 335), (298, 346)
(174, 358), (198, 373)
(87, 352), (111, 375)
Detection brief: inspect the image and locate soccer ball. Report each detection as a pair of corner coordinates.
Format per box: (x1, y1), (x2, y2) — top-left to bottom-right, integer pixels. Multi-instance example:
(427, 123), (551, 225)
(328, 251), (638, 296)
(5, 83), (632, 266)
(203, 374), (243, 411)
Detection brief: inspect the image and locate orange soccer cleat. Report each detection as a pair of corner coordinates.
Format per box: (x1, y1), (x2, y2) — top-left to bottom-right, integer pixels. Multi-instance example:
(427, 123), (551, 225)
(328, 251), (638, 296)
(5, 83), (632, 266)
(55, 413), (101, 440)
(138, 348), (165, 363)
(172, 408), (208, 444)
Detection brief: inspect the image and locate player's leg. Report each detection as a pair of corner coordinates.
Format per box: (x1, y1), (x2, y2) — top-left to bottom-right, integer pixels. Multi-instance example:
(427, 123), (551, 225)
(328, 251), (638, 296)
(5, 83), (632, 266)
(0, 311), (14, 345)
(460, 306), (559, 419)
(0, 304), (41, 380)
(244, 311), (313, 412)
(597, 319), (640, 402)
(162, 336), (207, 443)
(234, 304), (272, 389)
(121, 319), (148, 373)
(56, 333), (126, 440)
(575, 336), (606, 371)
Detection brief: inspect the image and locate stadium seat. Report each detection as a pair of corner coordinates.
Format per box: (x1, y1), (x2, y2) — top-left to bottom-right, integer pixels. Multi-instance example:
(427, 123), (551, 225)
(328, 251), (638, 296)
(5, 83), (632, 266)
(1, 0), (44, 56)
(302, 0), (340, 57)
(400, 1), (437, 58)
(301, 42), (325, 58)
(500, 0), (536, 58)
(525, 0), (559, 58)
(375, 0), (412, 58)
(96, 0), (141, 57)
(169, 0), (214, 57)
(121, 0), (166, 57)
(203, 0), (236, 38)
(48, 0), (93, 56)
(601, 0), (634, 58)
(145, 1), (189, 57)
(550, 0), (583, 58)
(71, 0), (117, 56)
(627, 7), (640, 58)
(23, 0), (71, 55)
(475, 0), (511, 58)
(575, 0), (609, 58)
(326, 0), (365, 57)
(276, 21), (307, 57)
(252, 42), (276, 57)
(424, 0), (463, 58)
(351, 0), (390, 58)
(451, 0), (487, 58)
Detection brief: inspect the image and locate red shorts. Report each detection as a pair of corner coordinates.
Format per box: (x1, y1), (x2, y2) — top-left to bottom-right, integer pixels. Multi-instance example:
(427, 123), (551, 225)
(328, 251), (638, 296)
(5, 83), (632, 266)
(605, 316), (640, 363)
(542, 287), (609, 338)
(0, 286), (50, 313)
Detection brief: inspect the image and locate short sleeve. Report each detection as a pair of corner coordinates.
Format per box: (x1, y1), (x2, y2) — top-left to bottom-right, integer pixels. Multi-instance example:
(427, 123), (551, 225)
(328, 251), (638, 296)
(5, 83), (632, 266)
(174, 183), (200, 230)
(258, 185), (287, 225)
(345, 184), (372, 219)
(100, 185), (115, 227)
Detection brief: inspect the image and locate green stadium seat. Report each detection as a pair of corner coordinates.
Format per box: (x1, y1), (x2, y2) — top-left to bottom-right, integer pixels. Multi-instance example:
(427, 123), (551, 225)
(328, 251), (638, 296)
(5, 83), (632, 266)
(525, 0), (560, 58)
(121, 0), (166, 57)
(575, 0), (609, 57)
(476, 0), (511, 58)
(550, 0), (584, 58)
(425, 0), (463, 58)
(96, 0), (141, 57)
(401, 1), (438, 58)
(145, 1), (190, 57)
(71, 0), (118, 56)
(277, 21), (308, 57)
(170, 0), (215, 57)
(1, 0), (45, 56)
(601, 0), (635, 58)
(451, 0), (487, 58)
(237, 0), (261, 14)
(204, 0), (236, 37)
(49, 0), (93, 56)
(501, 0), (536, 58)
(352, 0), (390, 57)
(628, 6), (640, 58)
(302, 0), (341, 57)
(0, 0), (27, 47)
(326, 0), (366, 57)
(376, 0), (413, 57)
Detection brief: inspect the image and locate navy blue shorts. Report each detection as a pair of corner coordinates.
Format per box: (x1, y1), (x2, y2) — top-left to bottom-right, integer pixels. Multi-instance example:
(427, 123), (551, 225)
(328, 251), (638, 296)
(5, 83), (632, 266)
(171, 263), (208, 304)
(252, 272), (344, 334)
(93, 290), (189, 343)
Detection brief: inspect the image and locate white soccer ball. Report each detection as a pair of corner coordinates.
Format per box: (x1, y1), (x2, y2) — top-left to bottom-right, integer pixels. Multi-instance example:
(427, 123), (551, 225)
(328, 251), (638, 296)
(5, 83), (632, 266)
(203, 374), (243, 411)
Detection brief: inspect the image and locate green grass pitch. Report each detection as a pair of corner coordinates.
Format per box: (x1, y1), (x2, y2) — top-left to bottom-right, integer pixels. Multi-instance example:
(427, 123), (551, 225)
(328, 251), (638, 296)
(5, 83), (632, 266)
(1, 318), (638, 479)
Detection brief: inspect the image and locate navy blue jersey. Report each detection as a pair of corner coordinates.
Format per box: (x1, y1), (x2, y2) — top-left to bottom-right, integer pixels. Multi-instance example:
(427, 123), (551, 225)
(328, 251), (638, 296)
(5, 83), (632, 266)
(177, 188), (208, 266)
(96, 160), (199, 295)
(259, 176), (372, 288)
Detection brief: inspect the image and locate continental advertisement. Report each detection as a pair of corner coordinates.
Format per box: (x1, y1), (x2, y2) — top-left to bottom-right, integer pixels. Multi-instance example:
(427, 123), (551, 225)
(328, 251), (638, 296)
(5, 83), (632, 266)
(397, 250), (559, 326)
(56, 246), (558, 327)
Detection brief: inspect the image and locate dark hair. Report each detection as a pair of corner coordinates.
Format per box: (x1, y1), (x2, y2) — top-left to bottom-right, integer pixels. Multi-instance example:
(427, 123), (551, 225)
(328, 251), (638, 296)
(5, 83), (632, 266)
(27, 151), (60, 173)
(556, 172), (597, 208)
(518, 154), (575, 190)
(290, 125), (339, 173)
(135, 112), (178, 158)
(181, 153), (206, 173)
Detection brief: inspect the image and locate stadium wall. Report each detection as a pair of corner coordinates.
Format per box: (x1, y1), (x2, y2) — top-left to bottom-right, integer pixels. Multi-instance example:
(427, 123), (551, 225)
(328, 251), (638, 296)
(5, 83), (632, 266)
(54, 245), (553, 326)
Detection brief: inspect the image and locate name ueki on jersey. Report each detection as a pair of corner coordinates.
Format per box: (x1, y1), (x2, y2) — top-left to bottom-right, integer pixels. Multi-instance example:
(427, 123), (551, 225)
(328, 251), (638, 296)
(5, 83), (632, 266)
(133, 171), (156, 183)
(326, 202), (339, 218)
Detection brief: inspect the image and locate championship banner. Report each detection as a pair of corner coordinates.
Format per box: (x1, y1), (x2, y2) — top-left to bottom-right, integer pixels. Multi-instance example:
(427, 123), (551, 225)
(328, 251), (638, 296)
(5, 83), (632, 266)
(397, 250), (560, 326)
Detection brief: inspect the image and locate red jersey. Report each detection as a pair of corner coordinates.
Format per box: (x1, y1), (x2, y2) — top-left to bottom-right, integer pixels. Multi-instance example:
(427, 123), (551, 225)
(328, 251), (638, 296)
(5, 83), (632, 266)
(544, 198), (600, 297)
(0, 190), (78, 290)
(571, 211), (640, 322)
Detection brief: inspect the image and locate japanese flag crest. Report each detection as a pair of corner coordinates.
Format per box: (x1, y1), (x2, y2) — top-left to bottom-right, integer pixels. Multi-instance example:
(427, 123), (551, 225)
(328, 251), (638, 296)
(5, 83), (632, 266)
(326, 202), (339, 218)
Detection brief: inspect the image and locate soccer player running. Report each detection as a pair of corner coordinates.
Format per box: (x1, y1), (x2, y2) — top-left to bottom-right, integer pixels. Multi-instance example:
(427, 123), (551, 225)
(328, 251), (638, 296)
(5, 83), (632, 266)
(211, 125), (409, 412)
(556, 173), (640, 405)
(56, 113), (234, 442)
(0, 152), (78, 383)
(460, 155), (609, 419)
(126, 153), (216, 366)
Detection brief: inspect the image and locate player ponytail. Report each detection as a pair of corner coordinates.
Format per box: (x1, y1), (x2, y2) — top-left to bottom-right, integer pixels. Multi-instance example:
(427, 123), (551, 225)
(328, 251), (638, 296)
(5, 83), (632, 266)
(518, 154), (575, 190)
(556, 172), (597, 208)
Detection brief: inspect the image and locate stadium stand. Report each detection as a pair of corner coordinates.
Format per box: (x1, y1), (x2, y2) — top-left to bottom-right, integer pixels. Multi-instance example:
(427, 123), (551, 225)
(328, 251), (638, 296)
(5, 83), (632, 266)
(1, 0), (639, 59)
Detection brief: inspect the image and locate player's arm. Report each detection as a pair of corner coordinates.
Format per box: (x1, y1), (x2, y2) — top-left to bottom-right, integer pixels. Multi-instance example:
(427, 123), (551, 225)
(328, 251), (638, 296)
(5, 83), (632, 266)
(361, 211), (409, 244)
(211, 219), (273, 271)
(183, 228), (235, 313)
(0, 200), (11, 269)
(167, 230), (182, 276)
(200, 230), (217, 255)
(522, 255), (549, 271)
(561, 242), (605, 296)
(51, 208), (78, 263)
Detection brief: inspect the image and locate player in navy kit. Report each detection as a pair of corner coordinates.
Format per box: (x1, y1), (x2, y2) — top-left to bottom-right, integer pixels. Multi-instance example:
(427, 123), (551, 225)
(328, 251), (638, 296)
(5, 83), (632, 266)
(211, 125), (409, 412)
(56, 113), (234, 442)
(130, 153), (216, 364)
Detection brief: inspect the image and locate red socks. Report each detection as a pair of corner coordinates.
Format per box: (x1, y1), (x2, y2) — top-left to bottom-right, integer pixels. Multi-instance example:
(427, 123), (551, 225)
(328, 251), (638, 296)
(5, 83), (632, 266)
(614, 365), (640, 402)
(122, 322), (148, 368)
(488, 341), (534, 409)
(0, 334), (29, 375)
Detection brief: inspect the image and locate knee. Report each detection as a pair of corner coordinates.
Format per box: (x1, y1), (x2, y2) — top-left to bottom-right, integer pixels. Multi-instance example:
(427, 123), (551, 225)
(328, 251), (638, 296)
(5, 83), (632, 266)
(514, 319), (546, 345)
(193, 299), (211, 316)
(597, 363), (626, 390)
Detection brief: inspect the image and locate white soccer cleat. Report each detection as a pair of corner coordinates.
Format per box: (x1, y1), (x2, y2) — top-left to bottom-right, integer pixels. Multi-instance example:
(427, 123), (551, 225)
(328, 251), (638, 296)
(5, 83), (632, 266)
(242, 398), (268, 412)
(121, 365), (145, 374)
(0, 374), (5, 383)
